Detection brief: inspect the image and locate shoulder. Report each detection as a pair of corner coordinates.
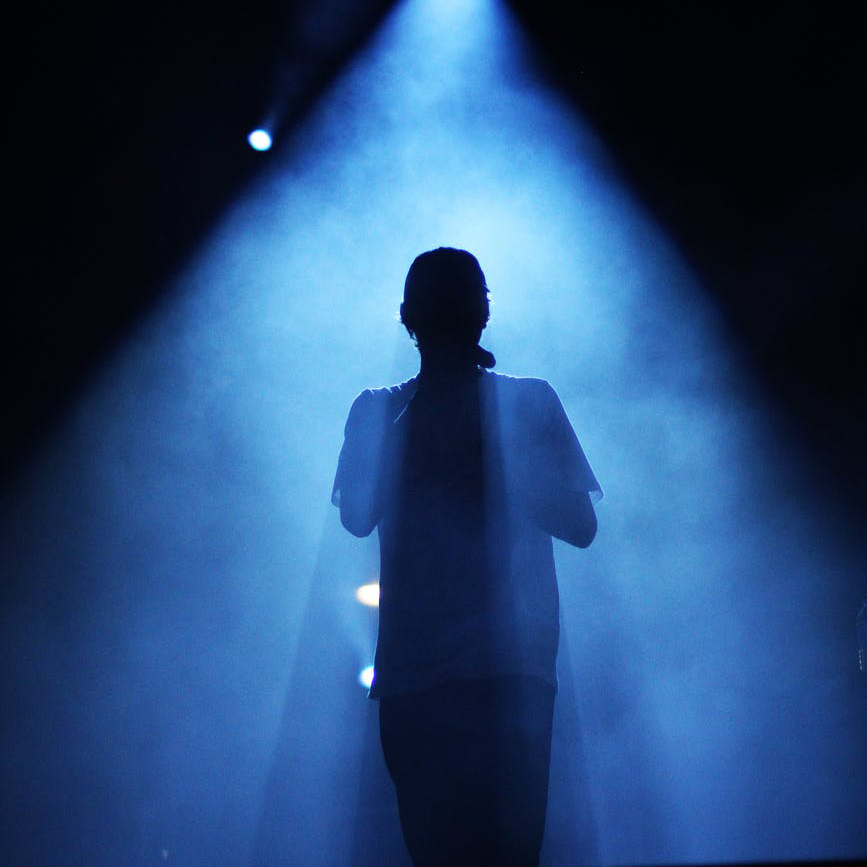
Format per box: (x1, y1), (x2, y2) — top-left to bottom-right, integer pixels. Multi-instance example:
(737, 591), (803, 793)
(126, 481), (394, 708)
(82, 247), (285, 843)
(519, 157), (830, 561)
(483, 370), (558, 406)
(352, 377), (418, 406)
(345, 377), (418, 425)
(483, 372), (570, 440)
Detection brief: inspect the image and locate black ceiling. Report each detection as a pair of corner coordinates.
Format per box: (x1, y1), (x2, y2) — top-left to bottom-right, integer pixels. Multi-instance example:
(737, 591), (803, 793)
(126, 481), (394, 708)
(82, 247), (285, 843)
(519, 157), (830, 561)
(7, 1), (866, 516)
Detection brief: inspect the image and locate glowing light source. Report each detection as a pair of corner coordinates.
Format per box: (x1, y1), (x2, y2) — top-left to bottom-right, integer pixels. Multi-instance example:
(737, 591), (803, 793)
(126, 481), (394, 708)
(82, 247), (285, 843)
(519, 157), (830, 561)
(247, 129), (272, 151)
(358, 665), (374, 689)
(355, 582), (380, 607)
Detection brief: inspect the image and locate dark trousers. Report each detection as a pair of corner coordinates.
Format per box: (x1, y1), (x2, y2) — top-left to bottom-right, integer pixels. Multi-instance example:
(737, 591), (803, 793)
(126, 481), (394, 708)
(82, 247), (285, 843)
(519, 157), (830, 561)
(379, 676), (555, 867)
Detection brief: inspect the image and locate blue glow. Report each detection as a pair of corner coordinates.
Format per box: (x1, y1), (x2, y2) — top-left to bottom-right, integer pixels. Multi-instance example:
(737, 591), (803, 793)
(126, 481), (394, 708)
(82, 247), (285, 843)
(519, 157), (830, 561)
(358, 665), (375, 689)
(247, 129), (272, 151)
(2, 1), (863, 865)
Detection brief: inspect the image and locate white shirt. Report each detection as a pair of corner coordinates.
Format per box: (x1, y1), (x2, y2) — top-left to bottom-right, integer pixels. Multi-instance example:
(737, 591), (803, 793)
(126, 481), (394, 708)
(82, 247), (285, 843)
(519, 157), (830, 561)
(332, 369), (602, 698)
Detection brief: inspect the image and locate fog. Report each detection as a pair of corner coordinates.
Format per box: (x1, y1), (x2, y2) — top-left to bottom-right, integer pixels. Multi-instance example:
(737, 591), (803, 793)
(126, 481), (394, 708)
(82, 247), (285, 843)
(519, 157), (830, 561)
(2, 1), (864, 865)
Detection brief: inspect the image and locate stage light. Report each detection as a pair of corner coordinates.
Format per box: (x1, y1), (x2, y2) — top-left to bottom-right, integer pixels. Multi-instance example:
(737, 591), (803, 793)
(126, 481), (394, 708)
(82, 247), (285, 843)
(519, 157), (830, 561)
(247, 129), (272, 151)
(355, 582), (380, 607)
(18, 0), (857, 863)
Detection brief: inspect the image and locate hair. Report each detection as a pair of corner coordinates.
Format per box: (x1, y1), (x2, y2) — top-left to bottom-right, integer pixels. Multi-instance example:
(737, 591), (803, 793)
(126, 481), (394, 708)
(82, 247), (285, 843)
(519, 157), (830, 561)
(400, 247), (495, 368)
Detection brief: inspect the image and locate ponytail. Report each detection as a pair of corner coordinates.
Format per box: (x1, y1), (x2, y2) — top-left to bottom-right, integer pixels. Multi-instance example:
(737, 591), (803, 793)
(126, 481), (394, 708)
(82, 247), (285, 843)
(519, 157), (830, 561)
(473, 345), (496, 369)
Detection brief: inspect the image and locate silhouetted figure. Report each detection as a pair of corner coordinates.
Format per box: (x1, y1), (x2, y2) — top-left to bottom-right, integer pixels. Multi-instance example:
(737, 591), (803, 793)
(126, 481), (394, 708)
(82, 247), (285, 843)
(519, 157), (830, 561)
(333, 248), (601, 867)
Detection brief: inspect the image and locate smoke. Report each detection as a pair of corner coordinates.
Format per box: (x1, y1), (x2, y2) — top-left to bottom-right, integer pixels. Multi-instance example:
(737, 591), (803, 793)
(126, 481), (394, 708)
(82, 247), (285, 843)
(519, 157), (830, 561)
(2, 0), (864, 865)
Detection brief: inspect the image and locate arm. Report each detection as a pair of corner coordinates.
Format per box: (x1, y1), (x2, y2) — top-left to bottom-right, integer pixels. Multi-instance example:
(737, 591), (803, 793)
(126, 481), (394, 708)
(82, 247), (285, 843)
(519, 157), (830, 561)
(333, 390), (399, 537)
(528, 487), (597, 548)
(522, 382), (600, 548)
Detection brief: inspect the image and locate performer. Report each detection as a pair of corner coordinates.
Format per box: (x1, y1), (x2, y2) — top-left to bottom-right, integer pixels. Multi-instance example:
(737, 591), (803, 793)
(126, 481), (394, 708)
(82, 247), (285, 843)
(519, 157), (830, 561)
(332, 248), (602, 867)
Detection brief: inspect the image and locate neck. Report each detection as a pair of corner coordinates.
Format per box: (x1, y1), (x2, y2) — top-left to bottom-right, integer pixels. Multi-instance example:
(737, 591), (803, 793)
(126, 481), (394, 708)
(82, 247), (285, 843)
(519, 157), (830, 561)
(418, 343), (480, 382)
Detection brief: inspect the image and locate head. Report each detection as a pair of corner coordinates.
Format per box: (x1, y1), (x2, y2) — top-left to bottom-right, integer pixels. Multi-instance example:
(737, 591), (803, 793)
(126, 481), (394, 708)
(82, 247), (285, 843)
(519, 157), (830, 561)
(400, 247), (495, 367)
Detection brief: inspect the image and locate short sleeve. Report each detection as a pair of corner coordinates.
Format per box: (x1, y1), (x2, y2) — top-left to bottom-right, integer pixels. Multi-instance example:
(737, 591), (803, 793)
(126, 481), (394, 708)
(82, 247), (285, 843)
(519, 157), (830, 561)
(331, 389), (376, 508)
(540, 382), (603, 504)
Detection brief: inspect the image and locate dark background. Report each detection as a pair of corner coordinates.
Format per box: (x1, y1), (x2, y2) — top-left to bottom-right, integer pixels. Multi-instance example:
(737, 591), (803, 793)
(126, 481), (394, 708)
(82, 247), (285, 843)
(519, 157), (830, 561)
(6, 1), (865, 522)
(3, 4), (865, 865)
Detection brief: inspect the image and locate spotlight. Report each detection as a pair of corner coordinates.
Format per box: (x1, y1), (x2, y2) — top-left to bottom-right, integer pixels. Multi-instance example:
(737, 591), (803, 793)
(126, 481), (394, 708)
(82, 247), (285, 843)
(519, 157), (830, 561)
(358, 665), (374, 689)
(355, 582), (380, 607)
(247, 129), (272, 151)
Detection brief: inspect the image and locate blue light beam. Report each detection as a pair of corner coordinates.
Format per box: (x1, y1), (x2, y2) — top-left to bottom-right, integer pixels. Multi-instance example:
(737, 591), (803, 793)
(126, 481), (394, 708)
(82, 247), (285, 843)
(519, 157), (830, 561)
(3, 1), (863, 866)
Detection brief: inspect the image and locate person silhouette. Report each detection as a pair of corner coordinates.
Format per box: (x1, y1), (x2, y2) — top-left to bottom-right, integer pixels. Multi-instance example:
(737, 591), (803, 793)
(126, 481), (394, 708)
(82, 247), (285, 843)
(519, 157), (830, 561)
(332, 248), (602, 867)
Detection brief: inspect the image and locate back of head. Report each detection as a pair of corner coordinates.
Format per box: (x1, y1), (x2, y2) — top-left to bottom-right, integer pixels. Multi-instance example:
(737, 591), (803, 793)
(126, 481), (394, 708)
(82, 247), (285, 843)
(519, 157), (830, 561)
(400, 247), (495, 368)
